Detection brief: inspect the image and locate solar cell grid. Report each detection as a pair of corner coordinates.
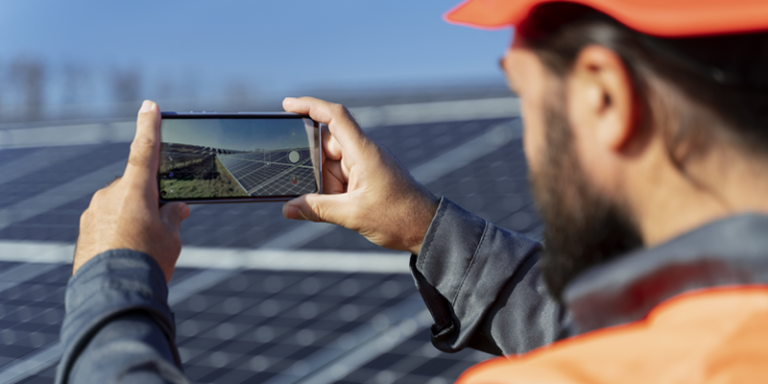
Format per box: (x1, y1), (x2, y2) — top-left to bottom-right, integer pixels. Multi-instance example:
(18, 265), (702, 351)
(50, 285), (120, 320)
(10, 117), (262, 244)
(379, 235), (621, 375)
(163, 272), (426, 384)
(219, 149), (316, 196)
(0, 143), (128, 210)
(302, 119), (542, 253)
(336, 334), (493, 384)
(15, 366), (56, 384)
(0, 118), (515, 248)
(0, 264), (68, 383)
(0, 147), (33, 165)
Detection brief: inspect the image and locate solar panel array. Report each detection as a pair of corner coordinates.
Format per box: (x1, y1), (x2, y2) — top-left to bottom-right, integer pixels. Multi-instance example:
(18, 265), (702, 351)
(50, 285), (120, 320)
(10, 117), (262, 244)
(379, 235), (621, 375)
(0, 111), (541, 384)
(218, 149), (317, 197)
(0, 263), (67, 371)
(171, 272), (441, 384)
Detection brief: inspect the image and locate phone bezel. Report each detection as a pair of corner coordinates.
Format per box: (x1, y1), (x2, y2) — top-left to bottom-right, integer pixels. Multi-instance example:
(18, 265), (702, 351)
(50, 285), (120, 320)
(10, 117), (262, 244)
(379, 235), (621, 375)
(158, 111), (323, 204)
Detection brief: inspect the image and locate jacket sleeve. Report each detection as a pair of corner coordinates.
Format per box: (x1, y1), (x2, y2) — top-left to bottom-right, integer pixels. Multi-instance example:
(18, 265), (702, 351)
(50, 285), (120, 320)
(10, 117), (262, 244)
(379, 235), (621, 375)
(55, 250), (189, 384)
(411, 197), (570, 356)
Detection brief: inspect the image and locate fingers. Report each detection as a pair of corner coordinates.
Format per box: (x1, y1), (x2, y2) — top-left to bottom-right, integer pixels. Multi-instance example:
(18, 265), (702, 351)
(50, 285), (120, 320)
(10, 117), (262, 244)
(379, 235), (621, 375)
(124, 100), (162, 188)
(282, 193), (352, 226)
(322, 159), (347, 194)
(322, 124), (344, 161)
(160, 202), (190, 230)
(283, 97), (367, 156)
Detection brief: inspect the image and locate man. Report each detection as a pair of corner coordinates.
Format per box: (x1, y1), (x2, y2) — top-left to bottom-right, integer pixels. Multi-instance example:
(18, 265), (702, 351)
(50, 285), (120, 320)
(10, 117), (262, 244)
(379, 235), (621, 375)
(57, 0), (768, 383)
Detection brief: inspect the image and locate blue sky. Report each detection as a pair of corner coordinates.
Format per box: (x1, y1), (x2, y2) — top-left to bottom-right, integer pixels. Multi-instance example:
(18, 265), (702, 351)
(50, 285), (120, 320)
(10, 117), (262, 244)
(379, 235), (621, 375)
(162, 118), (313, 151)
(0, 1), (512, 114)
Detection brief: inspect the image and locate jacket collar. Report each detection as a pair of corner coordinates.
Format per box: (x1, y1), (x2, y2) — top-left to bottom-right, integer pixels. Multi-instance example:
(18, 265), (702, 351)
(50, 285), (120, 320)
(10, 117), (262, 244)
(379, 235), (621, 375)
(564, 213), (768, 334)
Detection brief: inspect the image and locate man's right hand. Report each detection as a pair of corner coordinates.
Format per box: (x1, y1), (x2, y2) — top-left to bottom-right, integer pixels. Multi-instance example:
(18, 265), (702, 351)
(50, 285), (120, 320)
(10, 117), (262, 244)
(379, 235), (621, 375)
(73, 100), (189, 283)
(282, 97), (439, 255)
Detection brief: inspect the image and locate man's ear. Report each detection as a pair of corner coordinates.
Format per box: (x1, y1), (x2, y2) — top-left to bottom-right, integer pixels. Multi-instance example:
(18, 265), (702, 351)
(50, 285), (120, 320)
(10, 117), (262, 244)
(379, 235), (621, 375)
(567, 45), (637, 152)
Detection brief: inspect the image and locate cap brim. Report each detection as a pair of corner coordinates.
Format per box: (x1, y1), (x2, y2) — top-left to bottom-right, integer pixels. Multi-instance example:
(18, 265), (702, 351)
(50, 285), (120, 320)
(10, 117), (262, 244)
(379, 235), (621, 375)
(445, 0), (768, 37)
(444, 0), (536, 30)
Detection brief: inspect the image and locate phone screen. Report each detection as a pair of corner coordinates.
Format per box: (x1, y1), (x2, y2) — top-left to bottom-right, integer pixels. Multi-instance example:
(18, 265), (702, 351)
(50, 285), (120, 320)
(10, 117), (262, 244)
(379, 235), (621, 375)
(159, 113), (321, 203)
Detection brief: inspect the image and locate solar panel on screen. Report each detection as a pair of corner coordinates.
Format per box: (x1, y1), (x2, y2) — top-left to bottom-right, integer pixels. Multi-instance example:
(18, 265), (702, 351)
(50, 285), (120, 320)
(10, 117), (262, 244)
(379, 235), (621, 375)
(158, 113), (322, 202)
(218, 148), (315, 197)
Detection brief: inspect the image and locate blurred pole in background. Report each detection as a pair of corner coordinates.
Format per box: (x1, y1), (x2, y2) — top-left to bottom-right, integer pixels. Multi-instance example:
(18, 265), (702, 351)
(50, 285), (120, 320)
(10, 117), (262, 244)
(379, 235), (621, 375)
(110, 67), (142, 117)
(226, 82), (251, 112)
(61, 62), (92, 120)
(10, 57), (46, 122)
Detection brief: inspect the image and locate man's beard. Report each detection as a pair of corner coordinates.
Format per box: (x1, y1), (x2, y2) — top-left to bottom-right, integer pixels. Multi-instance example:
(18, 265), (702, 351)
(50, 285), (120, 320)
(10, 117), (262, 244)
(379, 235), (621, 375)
(531, 98), (644, 302)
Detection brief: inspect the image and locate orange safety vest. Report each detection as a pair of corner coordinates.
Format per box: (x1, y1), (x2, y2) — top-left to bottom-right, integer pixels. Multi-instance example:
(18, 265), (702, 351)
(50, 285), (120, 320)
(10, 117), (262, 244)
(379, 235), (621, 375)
(456, 286), (768, 384)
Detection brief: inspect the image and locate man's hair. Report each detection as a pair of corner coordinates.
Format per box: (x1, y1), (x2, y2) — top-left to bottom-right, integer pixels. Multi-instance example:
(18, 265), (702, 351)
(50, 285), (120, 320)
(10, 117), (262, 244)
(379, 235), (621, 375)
(517, 3), (768, 165)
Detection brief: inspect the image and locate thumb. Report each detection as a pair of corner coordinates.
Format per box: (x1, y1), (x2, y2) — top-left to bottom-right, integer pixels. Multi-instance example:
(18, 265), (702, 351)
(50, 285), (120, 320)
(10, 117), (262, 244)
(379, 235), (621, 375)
(124, 100), (162, 188)
(160, 202), (190, 229)
(283, 193), (351, 226)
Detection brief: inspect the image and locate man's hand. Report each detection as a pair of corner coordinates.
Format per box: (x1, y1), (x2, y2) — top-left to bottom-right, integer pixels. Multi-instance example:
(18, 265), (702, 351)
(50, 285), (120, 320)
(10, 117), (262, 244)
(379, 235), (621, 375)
(282, 97), (438, 255)
(73, 100), (190, 283)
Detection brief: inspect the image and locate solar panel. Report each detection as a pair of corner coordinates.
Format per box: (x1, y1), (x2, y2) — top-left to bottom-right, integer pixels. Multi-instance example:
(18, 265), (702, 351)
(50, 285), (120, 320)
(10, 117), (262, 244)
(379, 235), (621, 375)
(218, 149), (317, 196)
(0, 115), (538, 384)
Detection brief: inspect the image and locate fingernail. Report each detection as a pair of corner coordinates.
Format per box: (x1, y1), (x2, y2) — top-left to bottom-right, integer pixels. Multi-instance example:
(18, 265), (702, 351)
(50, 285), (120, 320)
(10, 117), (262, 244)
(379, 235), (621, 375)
(283, 97), (296, 104)
(283, 204), (297, 219)
(140, 100), (153, 112)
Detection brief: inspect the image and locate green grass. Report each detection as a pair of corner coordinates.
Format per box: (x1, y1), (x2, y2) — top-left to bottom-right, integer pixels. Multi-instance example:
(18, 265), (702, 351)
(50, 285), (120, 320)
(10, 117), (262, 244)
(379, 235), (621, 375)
(160, 157), (248, 199)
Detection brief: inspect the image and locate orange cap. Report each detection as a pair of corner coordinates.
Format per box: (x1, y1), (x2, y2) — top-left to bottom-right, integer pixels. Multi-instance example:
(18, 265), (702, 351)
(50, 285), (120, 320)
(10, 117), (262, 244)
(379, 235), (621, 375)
(445, 0), (768, 37)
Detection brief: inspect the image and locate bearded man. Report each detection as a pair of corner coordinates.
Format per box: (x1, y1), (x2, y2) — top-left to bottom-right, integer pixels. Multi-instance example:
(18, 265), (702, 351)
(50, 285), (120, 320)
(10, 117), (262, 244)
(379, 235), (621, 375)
(58, 0), (768, 382)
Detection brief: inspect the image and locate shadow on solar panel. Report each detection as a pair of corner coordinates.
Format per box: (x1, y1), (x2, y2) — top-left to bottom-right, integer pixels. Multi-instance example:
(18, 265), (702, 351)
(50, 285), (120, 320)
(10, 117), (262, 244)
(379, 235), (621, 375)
(159, 142), (251, 199)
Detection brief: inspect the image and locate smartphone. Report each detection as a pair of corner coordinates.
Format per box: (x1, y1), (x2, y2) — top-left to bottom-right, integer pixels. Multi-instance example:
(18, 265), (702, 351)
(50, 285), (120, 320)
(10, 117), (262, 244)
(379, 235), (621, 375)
(158, 112), (322, 203)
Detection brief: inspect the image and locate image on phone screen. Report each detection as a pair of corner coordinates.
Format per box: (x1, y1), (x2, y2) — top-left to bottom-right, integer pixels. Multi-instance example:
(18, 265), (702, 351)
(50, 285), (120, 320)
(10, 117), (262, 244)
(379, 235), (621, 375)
(159, 114), (321, 202)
